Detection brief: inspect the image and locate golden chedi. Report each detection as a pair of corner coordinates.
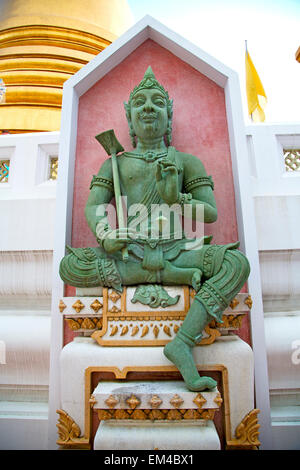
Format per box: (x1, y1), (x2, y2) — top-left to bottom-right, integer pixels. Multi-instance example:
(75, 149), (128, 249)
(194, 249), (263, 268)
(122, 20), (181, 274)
(0, 0), (132, 133)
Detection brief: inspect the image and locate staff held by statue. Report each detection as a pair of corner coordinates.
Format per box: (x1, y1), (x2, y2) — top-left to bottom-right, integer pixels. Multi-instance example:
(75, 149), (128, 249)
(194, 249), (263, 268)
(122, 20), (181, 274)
(95, 129), (128, 262)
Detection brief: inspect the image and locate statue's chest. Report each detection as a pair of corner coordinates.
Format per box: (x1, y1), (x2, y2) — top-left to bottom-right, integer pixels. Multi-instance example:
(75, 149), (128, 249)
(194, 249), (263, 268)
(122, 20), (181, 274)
(119, 158), (157, 189)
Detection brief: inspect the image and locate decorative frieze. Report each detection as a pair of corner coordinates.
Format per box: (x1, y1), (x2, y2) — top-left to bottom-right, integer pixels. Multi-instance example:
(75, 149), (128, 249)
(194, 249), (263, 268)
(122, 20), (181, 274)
(93, 381), (221, 422)
(92, 380), (222, 414)
(61, 287), (251, 345)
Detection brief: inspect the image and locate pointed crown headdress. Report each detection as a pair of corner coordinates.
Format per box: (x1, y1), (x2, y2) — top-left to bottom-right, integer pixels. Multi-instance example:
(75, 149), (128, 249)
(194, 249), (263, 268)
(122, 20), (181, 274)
(128, 66), (170, 102)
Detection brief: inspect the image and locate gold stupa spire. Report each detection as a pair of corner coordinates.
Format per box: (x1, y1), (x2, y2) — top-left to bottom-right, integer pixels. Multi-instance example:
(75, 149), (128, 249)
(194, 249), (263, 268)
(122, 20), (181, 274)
(0, 0), (132, 133)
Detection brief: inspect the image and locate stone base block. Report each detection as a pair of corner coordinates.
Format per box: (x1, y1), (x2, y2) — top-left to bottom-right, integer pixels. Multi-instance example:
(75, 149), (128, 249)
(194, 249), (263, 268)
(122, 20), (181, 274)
(94, 419), (220, 450)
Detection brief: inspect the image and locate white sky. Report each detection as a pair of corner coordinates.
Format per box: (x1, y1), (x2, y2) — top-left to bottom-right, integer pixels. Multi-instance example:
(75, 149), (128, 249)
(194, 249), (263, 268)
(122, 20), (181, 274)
(127, 0), (300, 124)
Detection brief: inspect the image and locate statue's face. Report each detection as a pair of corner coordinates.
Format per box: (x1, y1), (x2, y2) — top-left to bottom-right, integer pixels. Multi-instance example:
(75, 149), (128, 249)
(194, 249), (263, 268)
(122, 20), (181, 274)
(130, 88), (169, 141)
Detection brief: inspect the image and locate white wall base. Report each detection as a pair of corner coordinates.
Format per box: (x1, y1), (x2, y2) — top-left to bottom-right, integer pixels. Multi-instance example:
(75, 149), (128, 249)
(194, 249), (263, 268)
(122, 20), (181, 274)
(0, 402), (48, 450)
(94, 419), (220, 450)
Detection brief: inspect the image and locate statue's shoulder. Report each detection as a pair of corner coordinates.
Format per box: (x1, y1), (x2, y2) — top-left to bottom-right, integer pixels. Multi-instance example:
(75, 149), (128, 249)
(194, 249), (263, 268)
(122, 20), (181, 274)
(173, 148), (207, 176)
(96, 156), (113, 176)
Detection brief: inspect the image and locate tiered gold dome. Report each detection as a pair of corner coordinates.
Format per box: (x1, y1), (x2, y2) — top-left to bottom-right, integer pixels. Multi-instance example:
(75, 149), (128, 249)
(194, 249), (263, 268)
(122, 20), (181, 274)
(0, 0), (132, 133)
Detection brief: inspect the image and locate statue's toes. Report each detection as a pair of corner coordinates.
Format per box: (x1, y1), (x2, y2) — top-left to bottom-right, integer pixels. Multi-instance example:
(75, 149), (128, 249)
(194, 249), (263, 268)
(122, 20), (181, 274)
(188, 376), (217, 392)
(191, 269), (202, 292)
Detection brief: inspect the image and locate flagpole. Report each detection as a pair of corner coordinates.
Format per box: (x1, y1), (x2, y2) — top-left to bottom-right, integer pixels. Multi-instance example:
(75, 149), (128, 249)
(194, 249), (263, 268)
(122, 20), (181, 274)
(245, 39), (253, 122)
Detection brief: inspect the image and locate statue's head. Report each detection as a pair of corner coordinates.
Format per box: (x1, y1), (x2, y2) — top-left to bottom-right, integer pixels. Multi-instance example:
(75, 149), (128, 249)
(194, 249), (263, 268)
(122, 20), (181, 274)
(124, 67), (173, 147)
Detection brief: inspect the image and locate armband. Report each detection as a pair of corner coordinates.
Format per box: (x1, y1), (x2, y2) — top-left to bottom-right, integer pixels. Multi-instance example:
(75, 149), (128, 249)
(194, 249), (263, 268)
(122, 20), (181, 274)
(90, 175), (113, 191)
(184, 175), (214, 192)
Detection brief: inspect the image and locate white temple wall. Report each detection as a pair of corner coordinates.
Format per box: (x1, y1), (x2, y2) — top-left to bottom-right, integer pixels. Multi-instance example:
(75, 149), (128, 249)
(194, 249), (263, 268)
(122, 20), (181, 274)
(0, 132), (59, 449)
(246, 123), (300, 449)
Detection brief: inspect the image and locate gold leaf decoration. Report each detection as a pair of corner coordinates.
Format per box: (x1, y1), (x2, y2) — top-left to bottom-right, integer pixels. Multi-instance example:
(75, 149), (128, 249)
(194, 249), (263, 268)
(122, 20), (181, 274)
(183, 409), (200, 419)
(235, 409), (260, 446)
(230, 298), (239, 309)
(96, 408), (216, 421)
(110, 325), (118, 336)
(244, 295), (253, 309)
(89, 395), (97, 408)
(131, 326), (139, 336)
(141, 325), (149, 337)
(56, 409), (81, 443)
(59, 300), (67, 313)
(200, 409), (215, 420)
(131, 409), (146, 420)
(163, 325), (172, 337)
(97, 409), (113, 420)
(126, 395), (140, 409)
(105, 395), (119, 409)
(120, 325), (129, 336)
(166, 409), (182, 420)
(214, 392), (223, 408)
(149, 395), (163, 409)
(170, 394), (184, 408)
(90, 299), (103, 313)
(109, 306), (120, 313)
(109, 291), (121, 303)
(199, 325), (221, 345)
(65, 318), (81, 331)
(173, 324), (180, 334)
(72, 299), (85, 313)
(150, 409), (165, 420)
(193, 393), (207, 409)
(81, 317), (96, 329)
(153, 325), (159, 338)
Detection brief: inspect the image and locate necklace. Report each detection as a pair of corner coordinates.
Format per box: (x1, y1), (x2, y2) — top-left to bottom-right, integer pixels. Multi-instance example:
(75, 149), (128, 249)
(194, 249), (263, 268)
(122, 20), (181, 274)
(124, 150), (168, 162)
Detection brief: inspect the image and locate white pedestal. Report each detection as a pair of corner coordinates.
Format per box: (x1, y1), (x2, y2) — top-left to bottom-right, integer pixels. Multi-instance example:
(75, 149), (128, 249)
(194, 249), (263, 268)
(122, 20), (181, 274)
(60, 334), (254, 442)
(94, 419), (220, 450)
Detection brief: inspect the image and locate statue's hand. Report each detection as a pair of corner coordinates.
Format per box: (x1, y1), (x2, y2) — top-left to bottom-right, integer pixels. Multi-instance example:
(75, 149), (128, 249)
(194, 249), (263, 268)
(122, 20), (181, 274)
(102, 228), (134, 254)
(155, 160), (179, 205)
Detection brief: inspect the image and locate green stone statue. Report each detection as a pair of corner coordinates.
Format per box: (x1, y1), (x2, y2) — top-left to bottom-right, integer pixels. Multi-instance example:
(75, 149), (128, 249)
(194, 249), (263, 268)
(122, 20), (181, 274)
(59, 66), (250, 391)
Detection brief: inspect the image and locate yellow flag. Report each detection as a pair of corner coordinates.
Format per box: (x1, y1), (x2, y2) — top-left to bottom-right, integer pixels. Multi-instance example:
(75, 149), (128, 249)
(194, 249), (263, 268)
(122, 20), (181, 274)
(245, 50), (267, 122)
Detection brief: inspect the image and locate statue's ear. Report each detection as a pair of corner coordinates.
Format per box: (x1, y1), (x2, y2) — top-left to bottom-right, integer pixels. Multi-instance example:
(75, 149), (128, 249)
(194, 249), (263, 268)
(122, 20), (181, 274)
(124, 101), (136, 148)
(124, 102), (131, 123)
(167, 99), (173, 119)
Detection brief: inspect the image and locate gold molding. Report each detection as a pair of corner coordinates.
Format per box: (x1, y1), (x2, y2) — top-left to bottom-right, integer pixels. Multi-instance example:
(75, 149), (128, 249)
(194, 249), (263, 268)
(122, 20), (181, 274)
(97, 408), (216, 421)
(65, 317), (102, 331)
(56, 409), (89, 449)
(226, 409), (260, 450)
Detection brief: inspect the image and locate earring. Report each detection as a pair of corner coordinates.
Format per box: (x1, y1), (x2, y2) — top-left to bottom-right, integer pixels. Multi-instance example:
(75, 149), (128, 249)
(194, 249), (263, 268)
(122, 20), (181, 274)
(129, 123), (136, 148)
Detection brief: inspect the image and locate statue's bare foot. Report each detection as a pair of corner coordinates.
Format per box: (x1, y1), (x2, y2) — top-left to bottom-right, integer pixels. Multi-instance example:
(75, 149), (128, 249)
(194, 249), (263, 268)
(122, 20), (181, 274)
(163, 336), (217, 391)
(162, 261), (202, 290)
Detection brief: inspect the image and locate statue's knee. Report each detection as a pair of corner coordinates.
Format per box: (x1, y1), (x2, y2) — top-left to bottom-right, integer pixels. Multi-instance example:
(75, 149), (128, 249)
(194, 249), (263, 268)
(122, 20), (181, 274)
(225, 249), (250, 280)
(59, 253), (75, 283)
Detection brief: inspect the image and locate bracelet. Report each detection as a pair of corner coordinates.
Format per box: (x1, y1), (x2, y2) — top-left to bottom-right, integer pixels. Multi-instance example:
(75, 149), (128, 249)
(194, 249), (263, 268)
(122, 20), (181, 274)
(176, 192), (193, 206)
(95, 222), (111, 248)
